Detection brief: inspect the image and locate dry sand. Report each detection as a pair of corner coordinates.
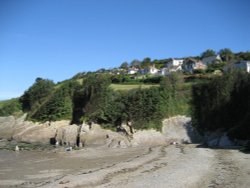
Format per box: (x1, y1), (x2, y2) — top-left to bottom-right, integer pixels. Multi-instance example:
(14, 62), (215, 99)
(0, 145), (249, 188)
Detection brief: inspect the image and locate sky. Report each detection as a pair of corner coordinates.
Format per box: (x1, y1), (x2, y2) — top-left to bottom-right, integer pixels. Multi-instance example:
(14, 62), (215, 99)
(0, 0), (250, 100)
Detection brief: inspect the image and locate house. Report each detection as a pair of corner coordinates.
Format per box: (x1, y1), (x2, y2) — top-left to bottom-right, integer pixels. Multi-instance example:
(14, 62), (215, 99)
(165, 58), (184, 68)
(127, 67), (139, 75)
(182, 58), (207, 73)
(201, 55), (221, 65)
(159, 68), (169, 76)
(139, 65), (159, 75)
(234, 60), (250, 73)
(163, 58), (184, 74)
(148, 65), (159, 75)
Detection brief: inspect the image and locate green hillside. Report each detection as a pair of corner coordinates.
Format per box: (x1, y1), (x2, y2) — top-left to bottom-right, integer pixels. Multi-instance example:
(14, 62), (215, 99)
(0, 72), (192, 131)
(1, 50), (250, 139)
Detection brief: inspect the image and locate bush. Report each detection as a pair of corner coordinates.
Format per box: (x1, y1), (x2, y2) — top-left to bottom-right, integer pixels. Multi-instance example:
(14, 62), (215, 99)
(0, 98), (22, 116)
(192, 71), (250, 139)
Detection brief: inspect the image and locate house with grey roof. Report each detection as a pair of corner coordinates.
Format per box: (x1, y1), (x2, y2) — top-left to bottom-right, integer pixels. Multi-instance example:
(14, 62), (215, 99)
(202, 55), (221, 65)
(182, 58), (207, 73)
(234, 60), (250, 73)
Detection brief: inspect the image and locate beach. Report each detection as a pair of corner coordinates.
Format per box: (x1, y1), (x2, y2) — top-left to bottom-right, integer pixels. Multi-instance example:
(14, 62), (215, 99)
(0, 144), (249, 188)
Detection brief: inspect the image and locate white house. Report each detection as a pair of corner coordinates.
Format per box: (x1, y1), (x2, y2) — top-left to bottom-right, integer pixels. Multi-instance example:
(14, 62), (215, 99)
(127, 67), (139, 75)
(234, 60), (250, 73)
(159, 68), (169, 76)
(163, 58), (184, 74)
(139, 65), (159, 75)
(182, 58), (207, 73)
(165, 58), (184, 68)
(148, 65), (159, 75)
(201, 55), (221, 65)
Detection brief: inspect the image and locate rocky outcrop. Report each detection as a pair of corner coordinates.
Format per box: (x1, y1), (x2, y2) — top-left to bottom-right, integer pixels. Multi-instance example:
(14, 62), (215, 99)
(79, 124), (131, 148)
(204, 132), (235, 148)
(56, 124), (79, 146)
(0, 115), (69, 144)
(162, 116), (202, 144)
(0, 115), (204, 148)
(131, 129), (167, 146)
(0, 116), (16, 139)
(0, 116), (131, 148)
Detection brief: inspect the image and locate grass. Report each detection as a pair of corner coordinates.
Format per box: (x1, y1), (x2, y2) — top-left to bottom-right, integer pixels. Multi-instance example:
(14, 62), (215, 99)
(110, 84), (159, 91)
(0, 98), (19, 107)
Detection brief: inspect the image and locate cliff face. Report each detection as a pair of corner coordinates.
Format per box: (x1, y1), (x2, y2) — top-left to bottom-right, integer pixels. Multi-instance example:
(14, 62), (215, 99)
(0, 115), (66, 144)
(0, 115), (204, 148)
(0, 115), (131, 148)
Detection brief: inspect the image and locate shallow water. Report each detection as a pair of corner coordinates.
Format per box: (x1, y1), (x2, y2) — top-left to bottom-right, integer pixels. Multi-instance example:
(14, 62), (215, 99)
(0, 140), (55, 151)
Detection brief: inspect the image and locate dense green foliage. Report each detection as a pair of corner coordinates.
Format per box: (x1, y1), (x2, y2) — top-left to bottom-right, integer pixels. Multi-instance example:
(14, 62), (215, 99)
(19, 78), (55, 112)
(30, 80), (81, 122)
(71, 73), (190, 130)
(219, 48), (235, 62)
(192, 71), (250, 139)
(206, 62), (226, 73)
(2, 49), (250, 137)
(201, 49), (216, 58)
(0, 98), (22, 116)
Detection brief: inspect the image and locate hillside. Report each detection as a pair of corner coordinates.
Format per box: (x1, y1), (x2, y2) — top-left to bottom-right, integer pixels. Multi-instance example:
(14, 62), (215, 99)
(1, 49), (250, 140)
(0, 71), (193, 131)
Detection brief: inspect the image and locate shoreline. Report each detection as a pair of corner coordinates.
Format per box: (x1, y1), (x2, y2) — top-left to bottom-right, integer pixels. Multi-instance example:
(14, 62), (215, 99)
(0, 144), (249, 188)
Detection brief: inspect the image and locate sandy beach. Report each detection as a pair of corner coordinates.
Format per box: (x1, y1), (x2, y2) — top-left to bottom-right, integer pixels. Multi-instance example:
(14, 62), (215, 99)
(0, 144), (249, 188)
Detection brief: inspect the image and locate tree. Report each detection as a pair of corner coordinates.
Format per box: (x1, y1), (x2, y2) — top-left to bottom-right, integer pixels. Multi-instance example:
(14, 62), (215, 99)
(192, 71), (250, 139)
(235, 51), (250, 61)
(120, 62), (129, 70)
(72, 74), (111, 124)
(19, 78), (55, 112)
(201, 49), (216, 59)
(219, 48), (234, 62)
(141, 57), (151, 68)
(160, 72), (184, 97)
(0, 98), (21, 116)
(30, 80), (81, 122)
(130, 59), (141, 68)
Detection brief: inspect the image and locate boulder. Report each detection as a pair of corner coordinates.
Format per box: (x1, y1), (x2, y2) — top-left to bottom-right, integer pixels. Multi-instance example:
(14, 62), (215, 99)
(13, 124), (57, 144)
(79, 123), (130, 148)
(131, 129), (167, 146)
(0, 116), (16, 139)
(11, 119), (69, 144)
(105, 131), (131, 148)
(56, 124), (79, 146)
(162, 116), (201, 144)
(79, 124), (110, 147)
(205, 132), (235, 147)
(218, 134), (235, 147)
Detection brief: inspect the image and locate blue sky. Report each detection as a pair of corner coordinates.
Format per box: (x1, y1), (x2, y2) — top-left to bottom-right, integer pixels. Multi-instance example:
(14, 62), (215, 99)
(0, 0), (250, 100)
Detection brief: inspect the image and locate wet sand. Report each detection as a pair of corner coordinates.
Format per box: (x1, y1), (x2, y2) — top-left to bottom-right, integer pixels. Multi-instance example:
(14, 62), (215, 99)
(0, 146), (149, 187)
(0, 145), (249, 188)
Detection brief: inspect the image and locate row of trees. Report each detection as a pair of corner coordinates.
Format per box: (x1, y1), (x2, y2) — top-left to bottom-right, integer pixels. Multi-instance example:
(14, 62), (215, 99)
(3, 70), (250, 140)
(70, 73), (187, 130)
(120, 57), (168, 70)
(12, 72), (188, 131)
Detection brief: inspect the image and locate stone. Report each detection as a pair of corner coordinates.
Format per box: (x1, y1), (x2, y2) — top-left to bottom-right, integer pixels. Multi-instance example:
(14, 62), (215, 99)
(162, 116), (202, 144)
(131, 129), (167, 146)
(56, 124), (79, 146)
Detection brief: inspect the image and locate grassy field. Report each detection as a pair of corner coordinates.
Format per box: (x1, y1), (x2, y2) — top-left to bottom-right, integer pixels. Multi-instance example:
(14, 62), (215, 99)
(110, 84), (159, 91)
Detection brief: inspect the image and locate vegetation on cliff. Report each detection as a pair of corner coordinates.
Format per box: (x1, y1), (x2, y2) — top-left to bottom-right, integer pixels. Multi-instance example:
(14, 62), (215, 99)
(192, 71), (250, 140)
(0, 72), (190, 131)
(1, 49), (250, 138)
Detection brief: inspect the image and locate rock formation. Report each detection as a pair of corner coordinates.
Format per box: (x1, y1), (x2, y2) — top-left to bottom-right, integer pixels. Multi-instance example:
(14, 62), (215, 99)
(162, 116), (202, 144)
(0, 115), (205, 148)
